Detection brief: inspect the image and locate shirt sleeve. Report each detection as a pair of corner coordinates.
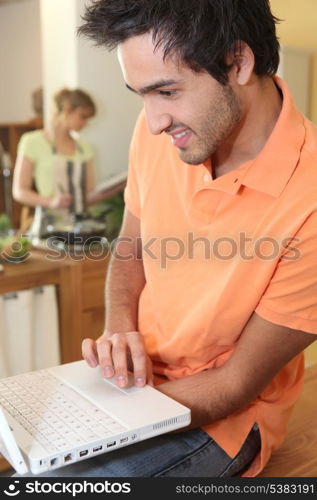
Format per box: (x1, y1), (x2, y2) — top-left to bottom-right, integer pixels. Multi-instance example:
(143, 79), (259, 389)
(123, 111), (145, 219)
(17, 132), (37, 162)
(255, 210), (317, 334)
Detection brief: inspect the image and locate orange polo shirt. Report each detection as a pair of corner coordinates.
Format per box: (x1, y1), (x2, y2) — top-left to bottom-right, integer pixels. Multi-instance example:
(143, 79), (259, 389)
(124, 77), (317, 477)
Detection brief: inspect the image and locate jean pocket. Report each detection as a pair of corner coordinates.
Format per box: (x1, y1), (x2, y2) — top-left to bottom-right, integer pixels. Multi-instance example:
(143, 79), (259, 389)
(220, 425), (261, 478)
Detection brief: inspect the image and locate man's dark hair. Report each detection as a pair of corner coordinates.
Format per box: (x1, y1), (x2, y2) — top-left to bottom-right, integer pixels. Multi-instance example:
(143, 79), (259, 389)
(78, 0), (280, 85)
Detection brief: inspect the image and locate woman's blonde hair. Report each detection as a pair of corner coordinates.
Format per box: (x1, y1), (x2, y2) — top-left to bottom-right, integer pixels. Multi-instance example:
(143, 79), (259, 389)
(54, 88), (96, 116)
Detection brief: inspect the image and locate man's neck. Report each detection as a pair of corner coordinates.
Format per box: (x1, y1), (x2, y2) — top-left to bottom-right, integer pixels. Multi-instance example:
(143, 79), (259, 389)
(212, 77), (283, 179)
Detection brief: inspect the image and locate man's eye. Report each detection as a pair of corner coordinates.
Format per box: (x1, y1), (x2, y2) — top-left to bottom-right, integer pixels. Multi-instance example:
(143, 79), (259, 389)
(158, 90), (176, 97)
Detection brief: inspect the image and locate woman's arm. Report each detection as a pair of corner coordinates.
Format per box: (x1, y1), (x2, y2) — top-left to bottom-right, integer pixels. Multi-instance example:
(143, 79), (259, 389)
(13, 153), (71, 209)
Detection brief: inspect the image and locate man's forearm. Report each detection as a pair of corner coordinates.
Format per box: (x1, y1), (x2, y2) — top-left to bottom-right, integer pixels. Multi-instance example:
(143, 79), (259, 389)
(157, 365), (243, 430)
(105, 253), (145, 333)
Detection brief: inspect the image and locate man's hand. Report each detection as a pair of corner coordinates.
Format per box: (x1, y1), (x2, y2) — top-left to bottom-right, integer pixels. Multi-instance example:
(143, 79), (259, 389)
(82, 331), (153, 388)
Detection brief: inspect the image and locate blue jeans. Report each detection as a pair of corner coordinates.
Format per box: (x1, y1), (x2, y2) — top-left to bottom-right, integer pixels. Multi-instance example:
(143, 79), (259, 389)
(21, 424), (261, 478)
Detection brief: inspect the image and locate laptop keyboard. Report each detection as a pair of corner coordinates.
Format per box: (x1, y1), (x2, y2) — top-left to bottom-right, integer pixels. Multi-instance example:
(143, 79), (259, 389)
(0, 370), (126, 454)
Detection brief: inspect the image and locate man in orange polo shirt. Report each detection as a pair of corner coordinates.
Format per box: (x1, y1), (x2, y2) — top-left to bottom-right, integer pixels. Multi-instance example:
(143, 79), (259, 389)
(74, 0), (317, 477)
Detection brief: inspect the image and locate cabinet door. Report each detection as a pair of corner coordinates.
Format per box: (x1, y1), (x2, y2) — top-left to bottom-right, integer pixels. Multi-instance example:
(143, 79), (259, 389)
(83, 308), (105, 342)
(82, 270), (106, 310)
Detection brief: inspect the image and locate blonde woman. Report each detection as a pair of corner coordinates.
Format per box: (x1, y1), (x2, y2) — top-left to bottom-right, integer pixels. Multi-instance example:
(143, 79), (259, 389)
(13, 88), (104, 237)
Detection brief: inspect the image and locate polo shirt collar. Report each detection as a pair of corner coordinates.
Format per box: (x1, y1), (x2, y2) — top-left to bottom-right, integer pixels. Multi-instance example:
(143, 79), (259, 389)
(202, 76), (306, 198)
(241, 76), (306, 197)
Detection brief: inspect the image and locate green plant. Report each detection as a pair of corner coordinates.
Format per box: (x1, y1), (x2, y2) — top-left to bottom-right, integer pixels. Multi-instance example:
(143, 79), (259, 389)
(104, 191), (125, 236)
(89, 191), (125, 239)
(0, 213), (12, 233)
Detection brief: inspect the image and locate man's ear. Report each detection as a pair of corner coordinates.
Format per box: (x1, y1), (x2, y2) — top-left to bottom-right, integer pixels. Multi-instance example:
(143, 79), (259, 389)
(227, 41), (255, 86)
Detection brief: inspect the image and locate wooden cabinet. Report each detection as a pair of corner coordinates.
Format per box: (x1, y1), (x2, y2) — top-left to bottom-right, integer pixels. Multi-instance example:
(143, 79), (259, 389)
(0, 118), (43, 228)
(0, 248), (109, 364)
(60, 253), (109, 362)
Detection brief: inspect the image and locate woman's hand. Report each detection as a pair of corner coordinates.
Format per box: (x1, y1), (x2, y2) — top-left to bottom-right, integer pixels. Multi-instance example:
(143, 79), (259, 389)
(49, 193), (73, 209)
(82, 331), (154, 388)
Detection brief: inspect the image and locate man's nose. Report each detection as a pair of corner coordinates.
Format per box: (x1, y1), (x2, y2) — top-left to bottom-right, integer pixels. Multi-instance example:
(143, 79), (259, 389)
(144, 102), (173, 135)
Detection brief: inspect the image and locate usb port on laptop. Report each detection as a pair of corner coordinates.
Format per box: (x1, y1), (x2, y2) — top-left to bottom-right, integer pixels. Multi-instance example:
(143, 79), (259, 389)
(107, 441), (116, 448)
(120, 437), (129, 444)
(79, 450), (88, 457)
(93, 446), (103, 453)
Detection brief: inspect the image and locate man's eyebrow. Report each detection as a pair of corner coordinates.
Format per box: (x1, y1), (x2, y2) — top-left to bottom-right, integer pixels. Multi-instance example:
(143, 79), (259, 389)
(126, 80), (181, 95)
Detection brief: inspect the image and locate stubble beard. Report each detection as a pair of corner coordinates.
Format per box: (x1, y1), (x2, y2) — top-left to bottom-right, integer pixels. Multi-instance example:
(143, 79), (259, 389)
(180, 83), (242, 165)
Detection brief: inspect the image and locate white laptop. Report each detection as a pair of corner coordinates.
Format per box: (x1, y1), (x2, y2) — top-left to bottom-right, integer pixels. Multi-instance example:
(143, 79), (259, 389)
(0, 360), (191, 475)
